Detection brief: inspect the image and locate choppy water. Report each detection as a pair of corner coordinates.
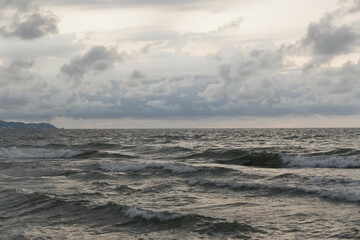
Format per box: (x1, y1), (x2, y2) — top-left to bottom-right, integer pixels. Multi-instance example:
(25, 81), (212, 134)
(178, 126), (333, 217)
(0, 128), (359, 239)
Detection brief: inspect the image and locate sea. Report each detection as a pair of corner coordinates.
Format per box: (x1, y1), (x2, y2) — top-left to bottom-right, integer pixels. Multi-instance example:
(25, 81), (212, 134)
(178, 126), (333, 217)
(0, 128), (359, 239)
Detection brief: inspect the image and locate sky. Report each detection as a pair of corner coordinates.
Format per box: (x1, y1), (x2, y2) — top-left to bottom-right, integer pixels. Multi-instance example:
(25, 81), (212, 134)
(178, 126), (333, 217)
(0, 0), (360, 128)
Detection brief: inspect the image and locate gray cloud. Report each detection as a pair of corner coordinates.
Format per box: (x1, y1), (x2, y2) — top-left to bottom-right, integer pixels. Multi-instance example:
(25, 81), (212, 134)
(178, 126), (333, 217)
(8, 58), (34, 70)
(299, 4), (360, 70)
(0, 0), (59, 40)
(145, 99), (179, 111)
(302, 17), (358, 56)
(148, 80), (173, 96)
(130, 70), (145, 79)
(1, 0), (33, 11)
(0, 89), (29, 110)
(0, 12), (58, 40)
(348, 0), (360, 12)
(0, 34), (84, 59)
(199, 48), (283, 103)
(60, 46), (123, 80)
(0, 58), (51, 117)
(315, 60), (360, 96)
(0, 58), (38, 83)
(1, 61), (359, 121)
(215, 17), (243, 32)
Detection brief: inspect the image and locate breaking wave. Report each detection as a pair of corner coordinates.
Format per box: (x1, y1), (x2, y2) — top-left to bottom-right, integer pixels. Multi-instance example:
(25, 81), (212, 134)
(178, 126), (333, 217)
(211, 151), (360, 168)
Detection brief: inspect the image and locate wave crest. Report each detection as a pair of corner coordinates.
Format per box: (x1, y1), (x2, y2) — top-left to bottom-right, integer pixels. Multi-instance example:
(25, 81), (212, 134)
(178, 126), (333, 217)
(99, 161), (200, 173)
(213, 151), (360, 169)
(188, 178), (360, 202)
(182, 149), (248, 160)
(0, 147), (87, 159)
(125, 207), (181, 221)
(282, 155), (360, 168)
(218, 152), (282, 168)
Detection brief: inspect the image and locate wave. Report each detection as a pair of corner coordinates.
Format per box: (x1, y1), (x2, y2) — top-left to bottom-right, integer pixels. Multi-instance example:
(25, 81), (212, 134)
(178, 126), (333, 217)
(114, 185), (139, 193)
(306, 175), (360, 185)
(123, 206), (263, 235)
(155, 146), (193, 154)
(217, 152), (283, 168)
(178, 146), (360, 168)
(0, 187), (263, 237)
(281, 155), (360, 168)
(146, 135), (184, 140)
(314, 189), (360, 202)
(0, 147), (89, 159)
(92, 151), (137, 159)
(124, 207), (181, 221)
(0, 147), (137, 160)
(67, 171), (116, 181)
(120, 205), (261, 235)
(79, 142), (119, 149)
(211, 151), (360, 169)
(91, 201), (256, 234)
(182, 149), (248, 160)
(309, 148), (360, 156)
(99, 161), (202, 173)
(271, 173), (301, 179)
(188, 179), (360, 202)
(0, 188), (87, 220)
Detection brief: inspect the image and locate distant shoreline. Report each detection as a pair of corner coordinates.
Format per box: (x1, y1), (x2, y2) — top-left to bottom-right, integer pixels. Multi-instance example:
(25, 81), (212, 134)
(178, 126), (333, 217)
(0, 120), (57, 129)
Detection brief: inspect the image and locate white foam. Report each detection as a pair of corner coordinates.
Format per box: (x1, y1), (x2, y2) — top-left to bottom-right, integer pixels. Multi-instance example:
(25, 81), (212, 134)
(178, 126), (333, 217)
(124, 207), (180, 221)
(281, 155), (360, 168)
(0, 147), (82, 159)
(99, 161), (200, 173)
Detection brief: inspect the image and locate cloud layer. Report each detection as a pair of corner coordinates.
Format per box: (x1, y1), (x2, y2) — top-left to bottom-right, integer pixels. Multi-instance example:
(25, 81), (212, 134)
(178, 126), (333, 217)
(0, 0), (359, 126)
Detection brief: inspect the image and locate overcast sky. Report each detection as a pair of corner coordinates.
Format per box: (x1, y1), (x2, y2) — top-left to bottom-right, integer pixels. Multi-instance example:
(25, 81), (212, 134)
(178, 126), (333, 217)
(0, 0), (359, 128)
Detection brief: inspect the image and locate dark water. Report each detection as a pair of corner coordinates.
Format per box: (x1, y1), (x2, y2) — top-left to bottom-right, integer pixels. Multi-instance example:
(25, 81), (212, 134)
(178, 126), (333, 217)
(0, 128), (359, 239)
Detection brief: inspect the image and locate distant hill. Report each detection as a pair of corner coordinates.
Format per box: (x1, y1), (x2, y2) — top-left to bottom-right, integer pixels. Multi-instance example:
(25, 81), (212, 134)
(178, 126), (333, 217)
(0, 120), (57, 129)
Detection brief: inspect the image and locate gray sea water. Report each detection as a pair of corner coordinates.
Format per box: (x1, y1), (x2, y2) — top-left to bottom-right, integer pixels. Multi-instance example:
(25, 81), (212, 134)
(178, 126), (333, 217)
(0, 128), (359, 239)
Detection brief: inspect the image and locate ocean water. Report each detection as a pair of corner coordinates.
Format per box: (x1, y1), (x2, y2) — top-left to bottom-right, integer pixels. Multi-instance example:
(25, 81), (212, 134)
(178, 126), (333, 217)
(0, 128), (359, 239)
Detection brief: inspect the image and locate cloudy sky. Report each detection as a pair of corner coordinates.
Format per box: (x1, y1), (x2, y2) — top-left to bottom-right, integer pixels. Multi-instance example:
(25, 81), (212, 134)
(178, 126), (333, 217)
(0, 0), (360, 128)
